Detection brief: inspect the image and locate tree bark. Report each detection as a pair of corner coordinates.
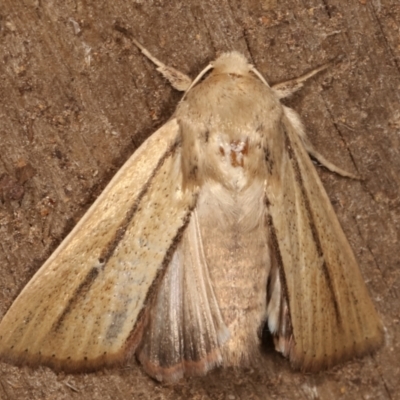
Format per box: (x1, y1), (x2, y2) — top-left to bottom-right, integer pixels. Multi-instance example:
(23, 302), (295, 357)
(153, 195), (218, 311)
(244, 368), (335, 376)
(0, 0), (399, 399)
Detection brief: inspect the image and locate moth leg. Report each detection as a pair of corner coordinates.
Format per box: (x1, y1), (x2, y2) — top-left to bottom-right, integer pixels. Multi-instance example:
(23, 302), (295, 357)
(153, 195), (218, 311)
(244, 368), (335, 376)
(283, 106), (360, 179)
(130, 37), (192, 91)
(113, 24), (191, 90)
(301, 135), (360, 179)
(271, 61), (359, 178)
(271, 63), (331, 99)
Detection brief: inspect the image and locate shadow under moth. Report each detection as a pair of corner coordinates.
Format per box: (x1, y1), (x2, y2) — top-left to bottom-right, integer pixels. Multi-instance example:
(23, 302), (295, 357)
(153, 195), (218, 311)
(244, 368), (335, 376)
(0, 37), (384, 383)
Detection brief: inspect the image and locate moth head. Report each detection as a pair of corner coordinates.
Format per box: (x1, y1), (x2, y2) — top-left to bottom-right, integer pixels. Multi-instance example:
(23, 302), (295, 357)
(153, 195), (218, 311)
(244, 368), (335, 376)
(182, 52), (270, 99)
(211, 52), (270, 88)
(211, 52), (252, 75)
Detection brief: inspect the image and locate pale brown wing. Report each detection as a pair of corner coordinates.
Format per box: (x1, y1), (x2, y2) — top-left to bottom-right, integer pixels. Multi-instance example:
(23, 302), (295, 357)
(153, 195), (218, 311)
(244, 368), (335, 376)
(265, 112), (384, 371)
(0, 119), (198, 372)
(137, 209), (229, 382)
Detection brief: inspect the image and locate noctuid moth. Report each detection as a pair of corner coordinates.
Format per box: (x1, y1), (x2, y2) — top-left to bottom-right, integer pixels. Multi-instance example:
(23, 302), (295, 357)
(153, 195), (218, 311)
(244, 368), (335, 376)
(0, 36), (383, 383)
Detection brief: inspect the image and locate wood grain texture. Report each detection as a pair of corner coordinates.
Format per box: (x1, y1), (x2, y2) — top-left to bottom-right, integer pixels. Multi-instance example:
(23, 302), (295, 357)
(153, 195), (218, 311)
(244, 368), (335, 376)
(0, 0), (399, 399)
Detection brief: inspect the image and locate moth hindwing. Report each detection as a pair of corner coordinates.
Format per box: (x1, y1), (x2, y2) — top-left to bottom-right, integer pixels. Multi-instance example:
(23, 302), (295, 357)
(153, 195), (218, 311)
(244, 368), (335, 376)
(0, 40), (383, 382)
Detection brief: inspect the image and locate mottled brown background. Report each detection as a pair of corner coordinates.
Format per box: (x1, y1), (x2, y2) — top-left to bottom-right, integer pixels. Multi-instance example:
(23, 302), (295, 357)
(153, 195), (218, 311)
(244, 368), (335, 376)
(0, 0), (399, 399)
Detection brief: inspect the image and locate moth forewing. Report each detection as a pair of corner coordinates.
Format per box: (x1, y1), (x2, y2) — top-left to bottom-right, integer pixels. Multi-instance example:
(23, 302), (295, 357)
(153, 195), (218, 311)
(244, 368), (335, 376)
(0, 119), (198, 371)
(265, 110), (383, 371)
(0, 40), (383, 382)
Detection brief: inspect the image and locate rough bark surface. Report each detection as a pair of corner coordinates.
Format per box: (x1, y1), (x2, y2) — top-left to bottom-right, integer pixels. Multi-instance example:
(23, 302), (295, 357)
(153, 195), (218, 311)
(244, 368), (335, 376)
(0, 0), (399, 399)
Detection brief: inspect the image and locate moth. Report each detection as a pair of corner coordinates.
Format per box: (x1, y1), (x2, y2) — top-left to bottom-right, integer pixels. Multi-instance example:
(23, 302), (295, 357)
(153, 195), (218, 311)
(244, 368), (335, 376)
(0, 37), (383, 383)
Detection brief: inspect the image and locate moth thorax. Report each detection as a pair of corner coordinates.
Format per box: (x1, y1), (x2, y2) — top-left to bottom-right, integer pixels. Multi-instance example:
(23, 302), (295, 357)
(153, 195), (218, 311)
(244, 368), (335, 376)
(219, 138), (249, 168)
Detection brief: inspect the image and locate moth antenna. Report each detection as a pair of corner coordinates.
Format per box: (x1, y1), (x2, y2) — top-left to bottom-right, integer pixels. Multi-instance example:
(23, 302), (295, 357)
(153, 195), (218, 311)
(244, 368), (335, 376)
(181, 64), (214, 100)
(250, 66), (271, 88)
